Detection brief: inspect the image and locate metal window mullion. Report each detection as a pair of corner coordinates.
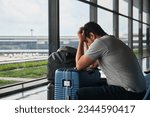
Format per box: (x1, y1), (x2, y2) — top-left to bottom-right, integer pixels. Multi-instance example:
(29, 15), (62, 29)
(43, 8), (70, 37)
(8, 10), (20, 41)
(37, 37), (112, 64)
(48, 0), (59, 55)
(128, 0), (133, 49)
(113, 0), (119, 38)
(78, 0), (150, 26)
(138, 0), (143, 58)
(90, 0), (97, 22)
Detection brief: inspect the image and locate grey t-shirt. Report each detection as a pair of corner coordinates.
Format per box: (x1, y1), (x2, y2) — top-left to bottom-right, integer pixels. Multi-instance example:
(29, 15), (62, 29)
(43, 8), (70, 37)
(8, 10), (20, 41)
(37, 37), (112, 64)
(85, 35), (146, 92)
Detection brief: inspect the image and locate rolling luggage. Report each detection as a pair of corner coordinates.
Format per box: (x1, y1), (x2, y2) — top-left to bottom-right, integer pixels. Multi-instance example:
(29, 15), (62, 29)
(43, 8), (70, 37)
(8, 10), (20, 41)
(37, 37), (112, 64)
(47, 46), (76, 100)
(47, 46), (76, 83)
(54, 68), (100, 100)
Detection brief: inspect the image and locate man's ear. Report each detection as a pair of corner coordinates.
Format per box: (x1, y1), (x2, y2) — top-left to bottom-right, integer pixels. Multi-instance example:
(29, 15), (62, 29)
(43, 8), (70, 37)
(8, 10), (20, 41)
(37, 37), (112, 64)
(89, 32), (96, 40)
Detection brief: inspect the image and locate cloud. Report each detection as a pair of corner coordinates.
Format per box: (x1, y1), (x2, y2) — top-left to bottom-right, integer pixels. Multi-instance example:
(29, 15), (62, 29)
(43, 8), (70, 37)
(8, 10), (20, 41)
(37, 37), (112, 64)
(60, 0), (89, 36)
(0, 0), (138, 36)
(0, 0), (48, 36)
(60, 0), (130, 36)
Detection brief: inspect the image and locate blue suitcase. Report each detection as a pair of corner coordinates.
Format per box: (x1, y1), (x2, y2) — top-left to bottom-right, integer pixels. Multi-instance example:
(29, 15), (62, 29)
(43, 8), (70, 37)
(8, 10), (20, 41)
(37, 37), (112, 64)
(54, 68), (100, 100)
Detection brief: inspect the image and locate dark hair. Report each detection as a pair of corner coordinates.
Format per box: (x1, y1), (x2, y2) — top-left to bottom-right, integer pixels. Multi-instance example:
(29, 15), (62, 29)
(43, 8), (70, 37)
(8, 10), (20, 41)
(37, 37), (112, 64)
(83, 22), (107, 38)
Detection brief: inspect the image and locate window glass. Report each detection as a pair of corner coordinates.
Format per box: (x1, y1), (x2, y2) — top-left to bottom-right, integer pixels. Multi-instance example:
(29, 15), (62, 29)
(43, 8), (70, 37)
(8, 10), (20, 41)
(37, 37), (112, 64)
(0, 0), (48, 87)
(133, 21), (139, 58)
(119, 16), (128, 45)
(143, 12), (146, 24)
(0, 0), (48, 36)
(98, 0), (113, 10)
(143, 24), (150, 72)
(143, 0), (146, 24)
(60, 0), (89, 48)
(119, 0), (128, 16)
(143, 24), (146, 49)
(133, 5), (138, 20)
(98, 9), (113, 35)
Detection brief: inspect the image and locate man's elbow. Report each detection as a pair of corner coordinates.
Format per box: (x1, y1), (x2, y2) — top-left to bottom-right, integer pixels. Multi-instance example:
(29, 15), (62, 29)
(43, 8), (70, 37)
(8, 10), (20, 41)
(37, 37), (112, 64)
(76, 63), (83, 71)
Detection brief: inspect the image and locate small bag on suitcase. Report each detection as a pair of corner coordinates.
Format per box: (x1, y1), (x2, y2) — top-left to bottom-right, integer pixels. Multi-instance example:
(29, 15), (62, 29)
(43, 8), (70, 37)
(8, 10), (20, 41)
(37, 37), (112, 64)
(54, 68), (100, 100)
(47, 46), (76, 100)
(47, 46), (76, 83)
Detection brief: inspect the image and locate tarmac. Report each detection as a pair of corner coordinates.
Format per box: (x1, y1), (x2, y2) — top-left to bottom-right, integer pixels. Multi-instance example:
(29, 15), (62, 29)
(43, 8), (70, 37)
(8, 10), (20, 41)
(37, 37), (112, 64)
(0, 54), (48, 64)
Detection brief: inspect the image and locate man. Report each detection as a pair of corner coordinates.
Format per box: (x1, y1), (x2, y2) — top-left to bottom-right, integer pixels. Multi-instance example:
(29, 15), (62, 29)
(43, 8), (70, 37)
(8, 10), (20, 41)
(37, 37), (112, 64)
(76, 21), (146, 100)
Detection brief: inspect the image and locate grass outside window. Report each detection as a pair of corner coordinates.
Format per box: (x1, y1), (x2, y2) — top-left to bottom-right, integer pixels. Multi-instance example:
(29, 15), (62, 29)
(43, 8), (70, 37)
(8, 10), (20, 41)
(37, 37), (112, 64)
(0, 60), (48, 86)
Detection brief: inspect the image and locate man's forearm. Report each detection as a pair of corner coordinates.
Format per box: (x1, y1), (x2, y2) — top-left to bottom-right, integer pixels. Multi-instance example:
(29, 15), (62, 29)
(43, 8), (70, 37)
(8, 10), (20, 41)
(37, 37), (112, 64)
(76, 41), (84, 64)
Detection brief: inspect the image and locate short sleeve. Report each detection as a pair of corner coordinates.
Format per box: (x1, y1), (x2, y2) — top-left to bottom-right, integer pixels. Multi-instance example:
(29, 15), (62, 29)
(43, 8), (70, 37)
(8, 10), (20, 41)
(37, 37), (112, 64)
(85, 39), (107, 61)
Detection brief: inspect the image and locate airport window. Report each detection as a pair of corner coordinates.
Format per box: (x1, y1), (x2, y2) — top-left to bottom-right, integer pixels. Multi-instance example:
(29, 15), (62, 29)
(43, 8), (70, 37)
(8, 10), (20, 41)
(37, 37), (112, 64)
(79, 0), (149, 60)
(98, 0), (113, 10)
(0, 0), (48, 87)
(60, 0), (89, 48)
(133, 20), (139, 57)
(98, 8), (113, 35)
(0, 0), (150, 99)
(119, 0), (128, 16)
(143, 24), (148, 57)
(119, 16), (128, 45)
(143, 12), (147, 24)
(133, 5), (139, 20)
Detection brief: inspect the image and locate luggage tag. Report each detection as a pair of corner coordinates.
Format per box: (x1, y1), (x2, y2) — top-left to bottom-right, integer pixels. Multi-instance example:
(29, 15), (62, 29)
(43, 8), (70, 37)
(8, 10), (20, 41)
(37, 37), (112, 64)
(63, 69), (72, 100)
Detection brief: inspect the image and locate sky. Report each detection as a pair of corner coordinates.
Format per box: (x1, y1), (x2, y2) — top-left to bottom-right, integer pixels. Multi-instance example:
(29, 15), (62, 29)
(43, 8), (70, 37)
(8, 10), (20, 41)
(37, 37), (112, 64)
(0, 0), (48, 36)
(0, 0), (145, 37)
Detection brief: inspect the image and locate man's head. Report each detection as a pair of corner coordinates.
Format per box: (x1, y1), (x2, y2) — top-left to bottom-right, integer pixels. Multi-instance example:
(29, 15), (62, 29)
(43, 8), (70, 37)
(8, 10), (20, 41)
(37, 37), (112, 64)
(83, 22), (107, 38)
(82, 22), (107, 45)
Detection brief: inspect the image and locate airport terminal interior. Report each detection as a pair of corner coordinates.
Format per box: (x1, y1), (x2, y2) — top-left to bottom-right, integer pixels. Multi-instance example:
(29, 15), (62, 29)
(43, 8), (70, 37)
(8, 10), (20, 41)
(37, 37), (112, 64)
(0, 0), (150, 100)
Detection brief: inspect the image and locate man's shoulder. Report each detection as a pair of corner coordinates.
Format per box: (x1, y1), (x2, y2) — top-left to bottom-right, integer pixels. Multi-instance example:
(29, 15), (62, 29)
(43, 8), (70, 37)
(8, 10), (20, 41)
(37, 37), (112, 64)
(97, 35), (115, 41)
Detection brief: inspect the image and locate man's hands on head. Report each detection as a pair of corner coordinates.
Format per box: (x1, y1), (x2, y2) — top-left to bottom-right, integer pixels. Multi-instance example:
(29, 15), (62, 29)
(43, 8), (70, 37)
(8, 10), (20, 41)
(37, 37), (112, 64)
(76, 27), (95, 71)
(77, 27), (86, 42)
